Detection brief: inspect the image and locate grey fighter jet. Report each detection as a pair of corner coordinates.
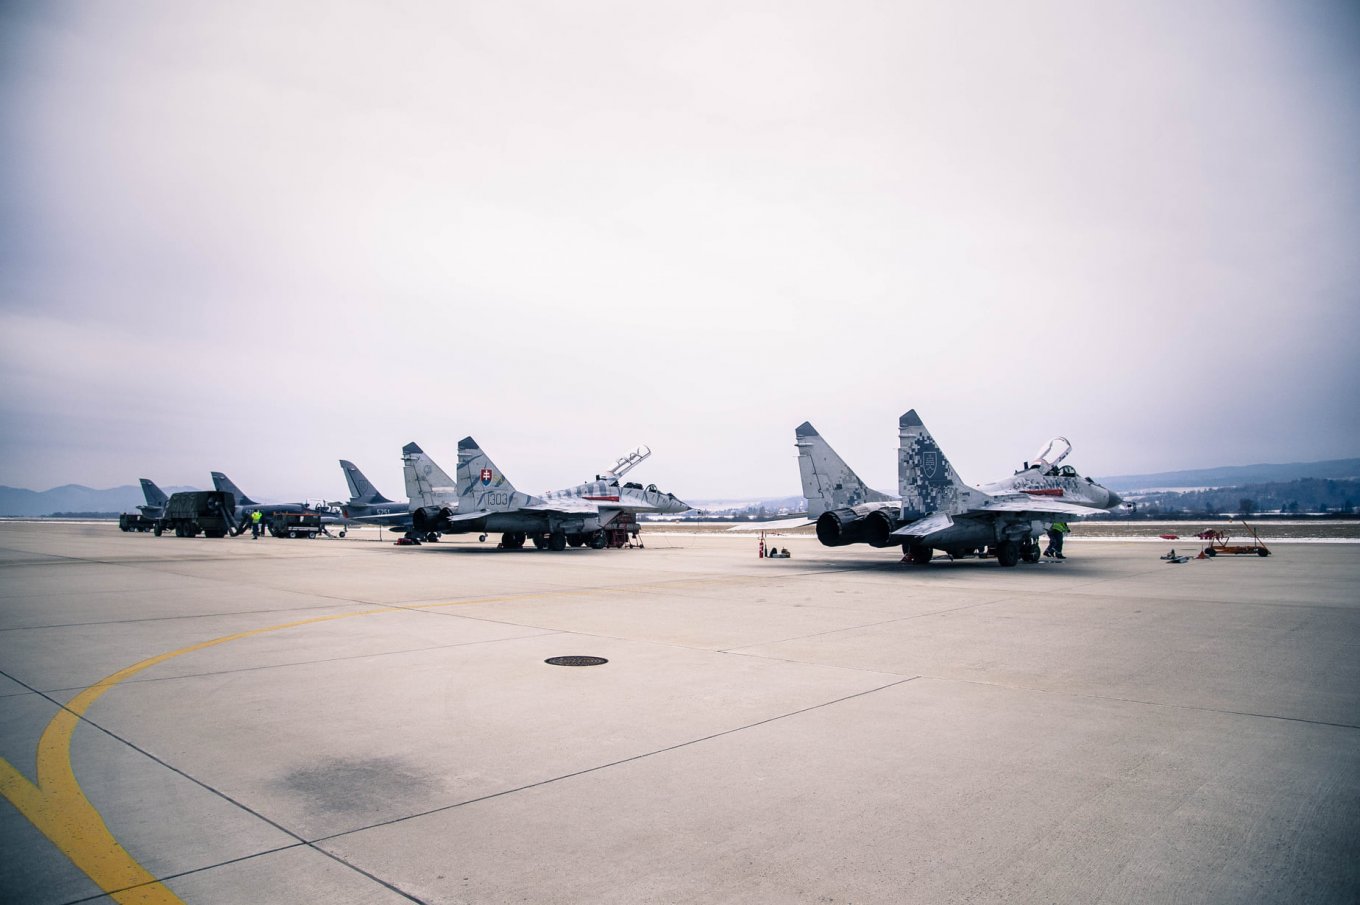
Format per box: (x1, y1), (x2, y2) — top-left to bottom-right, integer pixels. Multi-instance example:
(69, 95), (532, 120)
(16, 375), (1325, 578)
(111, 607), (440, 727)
(210, 472), (335, 522)
(338, 459), (414, 530)
(137, 478), (171, 519)
(410, 437), (689, 550)
(796, 410), (1122, 566)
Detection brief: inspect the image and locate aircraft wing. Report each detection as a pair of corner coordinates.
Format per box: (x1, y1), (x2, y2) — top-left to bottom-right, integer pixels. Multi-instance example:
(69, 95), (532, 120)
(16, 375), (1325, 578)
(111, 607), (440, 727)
(524, 499), (602, 515)
(978, 496), (1109, 516)
(731, 516), (814, 531)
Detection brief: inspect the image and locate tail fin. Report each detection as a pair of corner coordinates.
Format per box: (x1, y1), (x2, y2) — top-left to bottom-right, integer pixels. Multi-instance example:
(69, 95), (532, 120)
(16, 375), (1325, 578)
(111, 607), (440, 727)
(139, 478), (169, 508)
(211, 472), (256, 506)
(339, 460), (391, 504)
(456, 437), (532, 511)
(897, 410), (976, 518)
(795, 422), (895, 518)
(401, 443), (457, 508)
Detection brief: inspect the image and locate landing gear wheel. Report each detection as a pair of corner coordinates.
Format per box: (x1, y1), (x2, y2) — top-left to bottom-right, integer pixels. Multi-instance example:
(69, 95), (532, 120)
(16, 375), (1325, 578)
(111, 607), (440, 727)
(548, 531), (567, 552)
(567, 533), (584, 548)
(996, 540), (1020, 567)
(532, 534), (549, 550)
(589, 531), (607, 549)
(905, 543), (933, 565)
(478, 534), (488, 542)
(338, 529), (346, 538)
(1021, 540), (1041, 564)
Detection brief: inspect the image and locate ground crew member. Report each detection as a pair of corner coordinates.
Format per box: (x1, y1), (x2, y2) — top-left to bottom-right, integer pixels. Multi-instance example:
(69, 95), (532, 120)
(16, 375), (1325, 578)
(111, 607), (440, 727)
(1044, 521), (1068, 559)
(250, 509), (263, 539)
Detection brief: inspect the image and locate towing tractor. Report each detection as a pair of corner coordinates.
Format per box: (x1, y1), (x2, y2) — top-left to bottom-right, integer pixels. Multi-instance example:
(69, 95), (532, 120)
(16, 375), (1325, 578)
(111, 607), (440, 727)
(268, 511), (322, 538)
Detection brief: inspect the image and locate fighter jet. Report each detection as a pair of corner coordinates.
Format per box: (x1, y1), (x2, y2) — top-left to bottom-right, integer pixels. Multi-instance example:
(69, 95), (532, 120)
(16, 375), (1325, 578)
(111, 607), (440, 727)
(210, 472), (335, 522)
(338, 459), (414, 530)
(409, 438), (689, 550)
(137, 478), (171, 519)
(796, 410), (1122, 566)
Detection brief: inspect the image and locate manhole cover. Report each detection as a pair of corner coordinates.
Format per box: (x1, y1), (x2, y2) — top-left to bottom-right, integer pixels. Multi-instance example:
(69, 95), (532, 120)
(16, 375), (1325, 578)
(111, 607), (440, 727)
(545, 656), (608, 667)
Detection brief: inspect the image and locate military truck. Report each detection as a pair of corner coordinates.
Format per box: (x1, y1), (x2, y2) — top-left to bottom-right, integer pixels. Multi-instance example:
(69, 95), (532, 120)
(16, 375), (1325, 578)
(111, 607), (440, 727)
(157, 491), (240, 538)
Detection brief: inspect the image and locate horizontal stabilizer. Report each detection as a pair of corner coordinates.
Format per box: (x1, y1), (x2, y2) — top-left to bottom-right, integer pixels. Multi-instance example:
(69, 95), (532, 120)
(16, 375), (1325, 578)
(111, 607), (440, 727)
(891, 511), (954, 538)
(440, 509), (492, 524)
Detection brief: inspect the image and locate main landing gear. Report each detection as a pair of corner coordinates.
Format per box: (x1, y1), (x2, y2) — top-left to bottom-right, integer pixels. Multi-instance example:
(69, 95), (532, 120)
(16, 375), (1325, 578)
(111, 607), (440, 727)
(505, 530), (608, 551)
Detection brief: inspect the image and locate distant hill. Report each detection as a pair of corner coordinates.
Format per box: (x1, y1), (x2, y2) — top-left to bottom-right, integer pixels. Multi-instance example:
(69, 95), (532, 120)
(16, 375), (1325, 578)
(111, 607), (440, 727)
(1097, 459), (1360, 492)
(0, 484), (199, 517)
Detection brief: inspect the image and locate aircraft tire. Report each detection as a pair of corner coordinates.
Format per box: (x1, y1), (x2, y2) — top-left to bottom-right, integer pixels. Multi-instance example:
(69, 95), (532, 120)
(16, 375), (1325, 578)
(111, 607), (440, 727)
(567, 534), (584, 548)
(589, 531), (607, 549)
(996, 541), (1020, 567)
(548, 531), (567, 552)
(1021, 540), (1041, 564)
(532, 534), (549, 550)
(906, 543), (933, 565)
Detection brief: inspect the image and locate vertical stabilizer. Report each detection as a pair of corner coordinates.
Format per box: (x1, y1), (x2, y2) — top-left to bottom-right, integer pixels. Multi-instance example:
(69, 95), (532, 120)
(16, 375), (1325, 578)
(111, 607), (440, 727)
(456, 437), (534, 512)
(340, 460), (391, 504)
(139, 478), (169, 508)
(897, 410), (978, 518)
(795, 422), (895, 518)
(401, 443), (457, 508)
(211, 472), (256, 507)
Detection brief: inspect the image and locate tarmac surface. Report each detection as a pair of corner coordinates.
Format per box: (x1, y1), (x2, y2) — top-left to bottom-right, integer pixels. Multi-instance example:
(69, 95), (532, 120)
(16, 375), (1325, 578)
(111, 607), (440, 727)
(1, 522), (1357, 904)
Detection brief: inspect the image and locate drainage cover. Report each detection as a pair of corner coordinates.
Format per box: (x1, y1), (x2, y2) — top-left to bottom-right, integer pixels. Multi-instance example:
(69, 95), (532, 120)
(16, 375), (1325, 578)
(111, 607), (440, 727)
(545, 656), (608, 667)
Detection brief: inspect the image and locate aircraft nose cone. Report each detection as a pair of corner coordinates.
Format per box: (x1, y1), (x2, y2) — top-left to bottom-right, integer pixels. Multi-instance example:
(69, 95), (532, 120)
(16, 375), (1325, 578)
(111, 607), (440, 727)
(1105, 489), (1123, 509)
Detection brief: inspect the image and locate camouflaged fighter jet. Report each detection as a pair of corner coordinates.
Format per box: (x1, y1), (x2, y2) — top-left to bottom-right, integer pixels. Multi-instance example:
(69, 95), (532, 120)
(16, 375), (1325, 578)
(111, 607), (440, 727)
(795, 410), (1122, 567)
(409, 438), (689, 550)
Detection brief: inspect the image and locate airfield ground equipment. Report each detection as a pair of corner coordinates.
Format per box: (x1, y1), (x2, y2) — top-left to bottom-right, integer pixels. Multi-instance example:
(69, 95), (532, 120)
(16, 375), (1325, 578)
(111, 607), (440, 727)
(157, 491), (239, 538)
(1199, 521), (1271, 557)
(118, 513), (158, 533)
(268, 511), (322, 538)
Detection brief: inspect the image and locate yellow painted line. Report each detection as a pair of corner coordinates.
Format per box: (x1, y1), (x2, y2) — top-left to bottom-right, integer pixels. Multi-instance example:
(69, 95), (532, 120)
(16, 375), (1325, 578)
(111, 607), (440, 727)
(0, 573), (778, 899)
(0, 610), (373, 903)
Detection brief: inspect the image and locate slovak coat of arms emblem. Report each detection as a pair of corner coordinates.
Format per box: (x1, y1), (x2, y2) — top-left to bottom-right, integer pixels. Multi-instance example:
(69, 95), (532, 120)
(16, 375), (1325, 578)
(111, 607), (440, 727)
(922, 450), (939, 480)
(480, 468), (493, 486)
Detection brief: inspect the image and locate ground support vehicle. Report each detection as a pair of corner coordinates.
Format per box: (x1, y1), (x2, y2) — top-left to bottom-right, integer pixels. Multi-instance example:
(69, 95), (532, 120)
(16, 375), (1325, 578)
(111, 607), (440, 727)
(157, 492), (239, 538)
(269, 511), (321, 538)
(118, 513), (159, 533)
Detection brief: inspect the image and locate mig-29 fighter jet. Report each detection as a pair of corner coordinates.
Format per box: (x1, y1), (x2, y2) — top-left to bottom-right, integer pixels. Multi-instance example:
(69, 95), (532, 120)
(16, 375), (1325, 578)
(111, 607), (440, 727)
(409, 438), (689, 550)
(796, 410), (1122, 566)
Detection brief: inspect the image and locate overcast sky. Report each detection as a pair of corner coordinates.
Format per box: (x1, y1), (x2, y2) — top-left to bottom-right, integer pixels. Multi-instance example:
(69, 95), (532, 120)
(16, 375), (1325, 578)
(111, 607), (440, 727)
(2, 1), (1358, 502)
